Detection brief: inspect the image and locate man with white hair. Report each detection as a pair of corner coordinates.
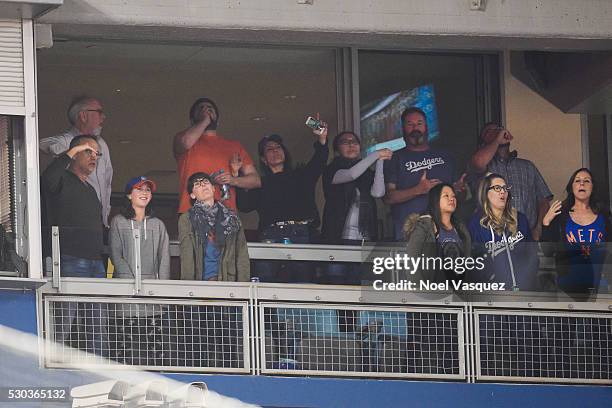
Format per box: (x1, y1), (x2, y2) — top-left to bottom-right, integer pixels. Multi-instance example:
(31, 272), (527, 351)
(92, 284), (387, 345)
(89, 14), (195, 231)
(40, 96), (113, 227)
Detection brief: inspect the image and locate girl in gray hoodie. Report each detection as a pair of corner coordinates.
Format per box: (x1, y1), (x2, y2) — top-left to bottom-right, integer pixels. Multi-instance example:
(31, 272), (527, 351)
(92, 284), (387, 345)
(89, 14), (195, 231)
(109, 176), (171, 365)
(109, 176), (170, 280)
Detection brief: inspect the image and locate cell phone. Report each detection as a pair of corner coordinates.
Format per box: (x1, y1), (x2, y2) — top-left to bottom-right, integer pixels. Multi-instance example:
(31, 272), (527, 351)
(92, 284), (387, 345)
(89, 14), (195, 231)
(305, 116), (323, 130)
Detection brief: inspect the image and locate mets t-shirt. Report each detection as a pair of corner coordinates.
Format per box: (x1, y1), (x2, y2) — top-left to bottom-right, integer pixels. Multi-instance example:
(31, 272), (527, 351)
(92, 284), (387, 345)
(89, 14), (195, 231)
(561, 214), (608, 290)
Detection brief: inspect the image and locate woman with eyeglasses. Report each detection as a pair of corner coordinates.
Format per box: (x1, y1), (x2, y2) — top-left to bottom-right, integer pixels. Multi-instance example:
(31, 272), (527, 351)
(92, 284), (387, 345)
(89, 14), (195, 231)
(468, 173), (539, 291)
(319, 131), (391, 284)
(541, 168), (611, 294)
(179, 172), (249, 282)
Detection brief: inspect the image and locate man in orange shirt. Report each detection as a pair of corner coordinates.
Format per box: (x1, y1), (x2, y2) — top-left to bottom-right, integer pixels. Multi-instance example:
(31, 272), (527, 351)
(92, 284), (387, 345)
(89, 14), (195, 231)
(174, 98), (261, 213)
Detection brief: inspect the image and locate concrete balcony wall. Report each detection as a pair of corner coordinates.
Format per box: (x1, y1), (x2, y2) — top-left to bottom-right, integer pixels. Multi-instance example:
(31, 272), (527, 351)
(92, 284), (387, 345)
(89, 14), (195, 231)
(39, 0), (612, 50)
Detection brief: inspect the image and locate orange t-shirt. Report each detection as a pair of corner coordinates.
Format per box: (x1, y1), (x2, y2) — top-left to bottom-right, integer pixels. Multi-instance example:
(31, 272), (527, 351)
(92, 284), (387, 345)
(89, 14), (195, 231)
(176, 133), (254, 213)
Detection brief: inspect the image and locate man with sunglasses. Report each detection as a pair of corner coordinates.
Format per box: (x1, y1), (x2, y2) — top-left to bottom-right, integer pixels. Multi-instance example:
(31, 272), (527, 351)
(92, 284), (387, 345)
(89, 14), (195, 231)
(470, 122), (552, 240)
(40, 96), (113, 228)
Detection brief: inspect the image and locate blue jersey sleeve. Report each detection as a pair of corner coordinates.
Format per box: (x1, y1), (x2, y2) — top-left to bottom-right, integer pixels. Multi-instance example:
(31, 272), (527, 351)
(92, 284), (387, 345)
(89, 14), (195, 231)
(517, 212), (533, 241)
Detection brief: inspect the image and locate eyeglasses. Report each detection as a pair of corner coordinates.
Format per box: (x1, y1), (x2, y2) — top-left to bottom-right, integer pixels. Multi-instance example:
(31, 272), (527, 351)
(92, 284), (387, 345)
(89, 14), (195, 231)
(338, 139), (360, 146)
(86, 109), (105, 115)
(84, 148), (102, 158)
(488, 185), (511, 193)
(192, 178), (212, 188)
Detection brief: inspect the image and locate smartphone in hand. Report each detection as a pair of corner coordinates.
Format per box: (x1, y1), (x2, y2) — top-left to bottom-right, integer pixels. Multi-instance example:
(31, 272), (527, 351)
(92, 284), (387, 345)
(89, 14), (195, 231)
(305, 116), (324, 131)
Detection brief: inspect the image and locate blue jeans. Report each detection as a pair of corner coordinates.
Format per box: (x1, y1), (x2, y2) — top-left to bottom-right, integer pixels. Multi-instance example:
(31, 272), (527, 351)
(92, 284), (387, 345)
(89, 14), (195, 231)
(254, 260), (314, 283)
(255, 223), (317, 283)
(61, 254), (106, 278)
(319, 240), (364, 285)
(321, 263), (362, 285)
(54, 255), (108, 357)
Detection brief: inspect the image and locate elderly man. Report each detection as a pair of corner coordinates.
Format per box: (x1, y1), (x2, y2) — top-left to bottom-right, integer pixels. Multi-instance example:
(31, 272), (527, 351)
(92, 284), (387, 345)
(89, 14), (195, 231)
(41, 134), (108, 356)
(174, 97), (260, 213)
(40, 96), (113, 227)
(383, 107), (466, 240)
(469, 122), (552, 240)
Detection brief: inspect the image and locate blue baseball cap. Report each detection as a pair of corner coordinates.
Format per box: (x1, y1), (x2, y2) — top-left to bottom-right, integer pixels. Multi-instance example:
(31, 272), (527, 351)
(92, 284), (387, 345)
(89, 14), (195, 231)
(125, 176), (157, 193)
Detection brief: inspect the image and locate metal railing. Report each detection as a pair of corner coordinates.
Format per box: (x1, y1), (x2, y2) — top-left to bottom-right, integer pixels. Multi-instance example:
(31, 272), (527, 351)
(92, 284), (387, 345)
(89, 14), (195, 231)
(39, 280), (612, 384)
(44, 296), (250, 373)
(45, 225), (611, 297)
(38, 225), (612, 383)
(474, 309), (612, 384)
(259, 303), (465, 379)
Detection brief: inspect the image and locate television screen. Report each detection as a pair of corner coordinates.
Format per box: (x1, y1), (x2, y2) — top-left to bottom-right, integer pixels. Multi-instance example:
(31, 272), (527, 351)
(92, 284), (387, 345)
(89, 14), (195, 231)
(360, 84), (439, 155)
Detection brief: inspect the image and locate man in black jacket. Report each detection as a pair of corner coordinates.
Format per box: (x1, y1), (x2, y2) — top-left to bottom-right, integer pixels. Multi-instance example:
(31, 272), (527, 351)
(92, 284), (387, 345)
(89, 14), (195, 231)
(42, 134), (105, 275)
(41, 134), (108, 356)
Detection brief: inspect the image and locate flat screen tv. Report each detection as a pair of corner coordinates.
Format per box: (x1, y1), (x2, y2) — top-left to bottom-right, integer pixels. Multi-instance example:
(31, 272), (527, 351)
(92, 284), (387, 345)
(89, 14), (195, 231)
(361, 84), (439, 155)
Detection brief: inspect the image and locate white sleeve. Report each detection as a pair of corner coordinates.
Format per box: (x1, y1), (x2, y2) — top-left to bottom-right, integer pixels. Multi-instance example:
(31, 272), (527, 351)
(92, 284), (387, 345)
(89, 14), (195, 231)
(370, 159), (385, 198)
(39, 134), (70, 156)
(331, 151), (379, 184)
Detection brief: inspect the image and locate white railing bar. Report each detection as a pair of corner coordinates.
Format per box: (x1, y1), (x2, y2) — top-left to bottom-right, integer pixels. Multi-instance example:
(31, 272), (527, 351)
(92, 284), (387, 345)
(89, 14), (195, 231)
(51, 225), (60, 289)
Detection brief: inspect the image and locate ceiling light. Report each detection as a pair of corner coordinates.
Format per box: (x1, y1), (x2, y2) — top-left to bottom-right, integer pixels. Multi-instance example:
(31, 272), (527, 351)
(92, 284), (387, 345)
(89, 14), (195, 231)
(251, 116), (267, 122)
(283, 95), (297, 100)
(115, 89), (121, 93)
(119, 140), (131, 144)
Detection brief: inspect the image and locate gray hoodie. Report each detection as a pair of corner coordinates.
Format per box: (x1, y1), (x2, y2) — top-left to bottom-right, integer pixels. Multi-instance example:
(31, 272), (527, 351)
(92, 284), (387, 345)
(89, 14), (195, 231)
(109, 214), (170, 280)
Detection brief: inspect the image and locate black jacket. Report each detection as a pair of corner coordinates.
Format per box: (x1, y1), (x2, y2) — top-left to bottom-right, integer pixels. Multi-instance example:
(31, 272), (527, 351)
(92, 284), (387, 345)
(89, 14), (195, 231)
(320, 157), (378, 243)
(237, 141), (328, 233)
(41, 154), (103, 260)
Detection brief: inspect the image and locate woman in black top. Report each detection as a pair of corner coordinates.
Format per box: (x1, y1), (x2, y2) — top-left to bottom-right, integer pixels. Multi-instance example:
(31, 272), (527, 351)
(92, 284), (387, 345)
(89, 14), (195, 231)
(320, 131), (391, 284)
(236, 122), (329, 282)
(321, 131), (391, 244)
(541, 168), (611, 294)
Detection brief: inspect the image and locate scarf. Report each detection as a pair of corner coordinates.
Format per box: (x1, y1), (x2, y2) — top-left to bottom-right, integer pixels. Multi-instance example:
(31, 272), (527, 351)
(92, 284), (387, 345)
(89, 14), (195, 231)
(328, 156), (374, 237)
(188, 201), (241, 246)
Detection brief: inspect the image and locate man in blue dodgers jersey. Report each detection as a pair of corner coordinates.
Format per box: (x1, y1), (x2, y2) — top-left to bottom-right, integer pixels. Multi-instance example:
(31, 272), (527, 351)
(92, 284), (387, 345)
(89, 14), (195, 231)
(384, 107), (466, 240)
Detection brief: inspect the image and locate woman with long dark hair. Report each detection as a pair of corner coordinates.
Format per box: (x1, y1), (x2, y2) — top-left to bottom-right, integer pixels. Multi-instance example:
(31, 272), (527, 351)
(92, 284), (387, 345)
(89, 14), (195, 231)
(109, 176), (171, 365)
(403, 183), (471, 282)
(322, 132), (391, 242)
(541, 168), (611, 293)
(109, 176), (170, 280)
(468, 173), (539, 291)
(319, 131), (391, 283)
(236, 121), (329, 282)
